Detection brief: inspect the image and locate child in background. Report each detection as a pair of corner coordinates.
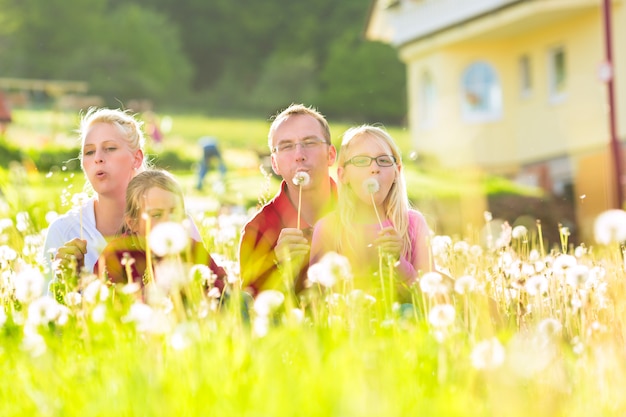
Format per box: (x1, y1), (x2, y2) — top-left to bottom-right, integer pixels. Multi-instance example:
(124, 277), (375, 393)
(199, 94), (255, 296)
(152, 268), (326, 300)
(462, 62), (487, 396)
(309, 125), (433, 296)
(95, 169), (225, 293)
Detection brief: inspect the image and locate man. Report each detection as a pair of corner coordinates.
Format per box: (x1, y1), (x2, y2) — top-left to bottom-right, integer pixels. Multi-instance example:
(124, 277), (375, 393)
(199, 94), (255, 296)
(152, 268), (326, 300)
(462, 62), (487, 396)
(239, 104), (337, 297)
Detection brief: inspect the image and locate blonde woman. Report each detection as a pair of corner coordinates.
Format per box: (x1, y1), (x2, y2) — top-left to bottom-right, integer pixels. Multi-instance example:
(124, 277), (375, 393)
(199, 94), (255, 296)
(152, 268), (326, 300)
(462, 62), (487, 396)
(43, 108), (149, 280)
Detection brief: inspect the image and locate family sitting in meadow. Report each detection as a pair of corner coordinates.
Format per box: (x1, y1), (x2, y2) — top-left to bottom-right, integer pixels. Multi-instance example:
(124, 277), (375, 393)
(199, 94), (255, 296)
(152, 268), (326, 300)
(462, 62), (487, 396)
(43, 104), (439, 307)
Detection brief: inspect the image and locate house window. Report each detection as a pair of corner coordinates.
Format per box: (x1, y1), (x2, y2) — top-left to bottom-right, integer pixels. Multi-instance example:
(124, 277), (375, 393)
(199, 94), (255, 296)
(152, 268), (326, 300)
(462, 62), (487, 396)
(548, 46), (566, 102)
(418, 70), (435, 128)
(461, 61), (502, 122)
(519, 54), (532, 98)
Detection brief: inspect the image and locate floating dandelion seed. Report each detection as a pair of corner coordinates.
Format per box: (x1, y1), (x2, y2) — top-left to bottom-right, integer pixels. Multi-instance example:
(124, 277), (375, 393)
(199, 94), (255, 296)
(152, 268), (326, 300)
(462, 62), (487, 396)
(362, 178), (383, 228)
(293, 171), (310, 230)
(149, 222), (189, 257)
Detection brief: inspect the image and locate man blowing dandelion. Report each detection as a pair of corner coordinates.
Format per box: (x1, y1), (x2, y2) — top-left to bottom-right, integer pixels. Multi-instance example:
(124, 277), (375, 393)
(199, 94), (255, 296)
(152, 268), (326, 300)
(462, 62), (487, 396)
(238, 104), (337, 297)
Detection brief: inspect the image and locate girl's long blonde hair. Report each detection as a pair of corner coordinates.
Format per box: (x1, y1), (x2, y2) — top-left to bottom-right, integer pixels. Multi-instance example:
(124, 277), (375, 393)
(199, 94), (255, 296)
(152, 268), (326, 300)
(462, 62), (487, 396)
(336, 125), (412, 259)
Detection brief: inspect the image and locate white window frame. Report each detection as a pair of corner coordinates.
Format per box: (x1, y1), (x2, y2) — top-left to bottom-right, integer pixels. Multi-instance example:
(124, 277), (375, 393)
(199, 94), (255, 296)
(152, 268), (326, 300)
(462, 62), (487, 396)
(548, 45), (566, 103)
(519, 54), (532, 98)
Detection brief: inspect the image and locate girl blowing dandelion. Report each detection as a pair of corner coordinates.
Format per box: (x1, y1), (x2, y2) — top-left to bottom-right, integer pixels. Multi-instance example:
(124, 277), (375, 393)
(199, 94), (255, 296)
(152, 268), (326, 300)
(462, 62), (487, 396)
(310, 125), (433, 297)
(94, 170), (225, 295)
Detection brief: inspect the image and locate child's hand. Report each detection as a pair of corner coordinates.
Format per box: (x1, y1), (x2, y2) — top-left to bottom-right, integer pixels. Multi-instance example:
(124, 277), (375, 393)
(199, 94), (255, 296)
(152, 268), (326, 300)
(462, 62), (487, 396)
(375, 226), (402, 261)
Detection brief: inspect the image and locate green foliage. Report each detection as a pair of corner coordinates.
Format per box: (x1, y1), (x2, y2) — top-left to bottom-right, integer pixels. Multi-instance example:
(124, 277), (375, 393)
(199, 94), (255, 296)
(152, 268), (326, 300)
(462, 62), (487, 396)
(320, 34), (407, 124)
(0, 0), (407, 122)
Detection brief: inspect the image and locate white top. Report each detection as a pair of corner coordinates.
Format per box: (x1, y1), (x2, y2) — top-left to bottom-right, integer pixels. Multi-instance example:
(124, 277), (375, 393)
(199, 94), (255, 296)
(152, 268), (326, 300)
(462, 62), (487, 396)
(42, 197), (201, 284)
(42, 198), (106, 282)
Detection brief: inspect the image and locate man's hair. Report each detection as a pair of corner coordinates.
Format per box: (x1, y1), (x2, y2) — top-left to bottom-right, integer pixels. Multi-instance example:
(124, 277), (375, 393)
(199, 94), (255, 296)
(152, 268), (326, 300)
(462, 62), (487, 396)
(267, 103), (331, 150)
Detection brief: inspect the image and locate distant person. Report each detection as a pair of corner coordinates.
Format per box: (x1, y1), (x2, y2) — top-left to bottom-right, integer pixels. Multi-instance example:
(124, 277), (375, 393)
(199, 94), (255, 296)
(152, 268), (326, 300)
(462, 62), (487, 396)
(197, 136), (226, 191)
(0, 90), (12, 137)
(238, 104), (337, 297)
(94, 169), (226, 294)
(144, 111), (164, 147)
(309, 125), (433, 298)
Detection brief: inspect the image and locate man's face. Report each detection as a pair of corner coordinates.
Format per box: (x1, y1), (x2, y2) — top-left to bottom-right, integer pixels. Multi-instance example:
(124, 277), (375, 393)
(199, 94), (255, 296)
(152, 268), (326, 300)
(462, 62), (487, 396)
(270, 114), (336, 191)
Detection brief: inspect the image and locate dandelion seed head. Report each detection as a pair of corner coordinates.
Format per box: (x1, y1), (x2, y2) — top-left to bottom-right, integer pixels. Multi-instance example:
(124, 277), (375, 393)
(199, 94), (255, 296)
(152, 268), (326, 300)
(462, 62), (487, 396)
(594, 209), (626, 245)
(363, 177), (380, 194)
(64, 291), (82, 307)
(566, 264), (589, 288)
(14, 267), (45, 304)
(428, 304), (455, 328)
(511, 225), (528, 239)
(189, 264), (216, 286)
(149, 222), (189, 257)
(307, 251), (352, 288)
(292, 171), (311, 186)
(537, 318), (562, 338)
(471, 338), (506, 370)
(254, 290), (285, 317)
(91, 304), (107, 323)
(420, 272), (448, 296)
(454, 275), (477, 295)
(453, 241), (470, 254)
(553, 254), (577, 272)
(469, 244), (483, 258)
(525, 274), (548, 296)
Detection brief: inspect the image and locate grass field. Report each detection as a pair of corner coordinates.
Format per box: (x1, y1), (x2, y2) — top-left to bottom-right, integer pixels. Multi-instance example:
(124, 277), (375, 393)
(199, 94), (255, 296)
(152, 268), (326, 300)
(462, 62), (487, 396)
(1, 109), (626, 416)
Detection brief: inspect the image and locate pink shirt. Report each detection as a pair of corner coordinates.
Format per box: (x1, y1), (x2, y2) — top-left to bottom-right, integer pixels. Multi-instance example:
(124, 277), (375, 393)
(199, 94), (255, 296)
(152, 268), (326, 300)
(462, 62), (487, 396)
(310, 209), (432, 290)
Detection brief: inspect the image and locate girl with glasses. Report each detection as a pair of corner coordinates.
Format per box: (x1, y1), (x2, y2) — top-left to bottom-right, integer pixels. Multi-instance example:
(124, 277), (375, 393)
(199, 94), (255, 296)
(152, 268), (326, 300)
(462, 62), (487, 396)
(309, 124), (433, 299)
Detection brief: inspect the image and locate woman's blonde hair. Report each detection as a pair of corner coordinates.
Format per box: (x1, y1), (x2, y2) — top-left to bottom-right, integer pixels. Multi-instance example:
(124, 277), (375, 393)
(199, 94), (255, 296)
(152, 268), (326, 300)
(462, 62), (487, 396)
(78, 107), (148, 171)
(336, 124), (412, 259)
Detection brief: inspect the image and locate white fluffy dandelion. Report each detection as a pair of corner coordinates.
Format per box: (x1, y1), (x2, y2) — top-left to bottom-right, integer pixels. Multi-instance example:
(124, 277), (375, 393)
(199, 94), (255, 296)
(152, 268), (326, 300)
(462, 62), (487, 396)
(594, 209), (626, 245)
(428, 303), (456, 328)
(363, 178), (383, 228)
(253, 290), (285, 317)
(363, 177), (380, 194)
(470, 337), (506, 370)
(14, 267), (45, 304)
(293, 171), (311, 230)
(511, 225), (528, 239)
(149, 221), (189, 257)
(292, 171), (311, 187)
(307, 251), (352, 288)
(454, 275), (477, 295)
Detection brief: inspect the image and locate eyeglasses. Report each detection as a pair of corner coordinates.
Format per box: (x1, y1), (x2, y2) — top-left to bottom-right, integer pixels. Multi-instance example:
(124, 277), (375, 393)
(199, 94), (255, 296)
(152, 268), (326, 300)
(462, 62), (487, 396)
(344, 155), (396, 167)
(272, 137), (329, 154)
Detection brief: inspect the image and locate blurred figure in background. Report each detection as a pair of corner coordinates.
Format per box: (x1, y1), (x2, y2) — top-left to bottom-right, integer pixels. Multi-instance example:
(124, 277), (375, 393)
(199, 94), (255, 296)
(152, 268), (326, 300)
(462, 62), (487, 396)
(0, 90), (12, 138)
(197, 136), (226, 191)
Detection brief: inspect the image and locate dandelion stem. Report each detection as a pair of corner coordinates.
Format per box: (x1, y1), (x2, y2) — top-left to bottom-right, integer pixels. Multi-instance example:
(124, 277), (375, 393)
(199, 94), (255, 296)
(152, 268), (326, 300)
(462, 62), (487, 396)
(371, 194), (383, 230)
(297, 183), (303, 230)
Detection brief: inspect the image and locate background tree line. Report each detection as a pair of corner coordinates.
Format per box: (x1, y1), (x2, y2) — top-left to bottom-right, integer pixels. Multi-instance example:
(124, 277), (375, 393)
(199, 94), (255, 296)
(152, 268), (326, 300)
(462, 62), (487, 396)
(0, 0), (406, 124)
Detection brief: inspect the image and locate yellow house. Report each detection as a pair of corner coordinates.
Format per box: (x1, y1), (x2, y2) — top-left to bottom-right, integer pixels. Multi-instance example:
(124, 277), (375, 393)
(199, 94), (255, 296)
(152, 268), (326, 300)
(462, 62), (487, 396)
(366, 0), (625, 243)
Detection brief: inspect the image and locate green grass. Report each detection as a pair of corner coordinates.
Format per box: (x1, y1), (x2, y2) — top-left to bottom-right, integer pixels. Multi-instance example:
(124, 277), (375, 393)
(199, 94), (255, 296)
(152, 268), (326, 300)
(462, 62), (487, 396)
(0, 110), (625, 415)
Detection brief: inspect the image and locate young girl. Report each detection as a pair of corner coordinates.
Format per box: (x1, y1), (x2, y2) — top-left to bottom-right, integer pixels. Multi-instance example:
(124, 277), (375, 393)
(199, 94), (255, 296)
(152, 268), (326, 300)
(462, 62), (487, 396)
(309, 125), (433, 295)
(94, 169), (225, 293)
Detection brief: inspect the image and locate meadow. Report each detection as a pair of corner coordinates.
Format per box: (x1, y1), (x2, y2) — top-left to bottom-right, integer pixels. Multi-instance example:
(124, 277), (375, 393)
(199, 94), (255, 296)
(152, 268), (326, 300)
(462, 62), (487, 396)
(1, 110), (624, 416)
